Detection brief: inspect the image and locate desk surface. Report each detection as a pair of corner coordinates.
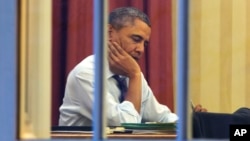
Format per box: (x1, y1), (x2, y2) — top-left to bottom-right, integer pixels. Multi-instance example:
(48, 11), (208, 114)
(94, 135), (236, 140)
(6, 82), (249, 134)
(51, 132), (176, 139)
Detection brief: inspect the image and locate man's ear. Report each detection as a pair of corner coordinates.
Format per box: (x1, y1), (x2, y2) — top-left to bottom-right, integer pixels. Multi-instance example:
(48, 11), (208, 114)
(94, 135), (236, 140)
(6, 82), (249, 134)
(108, 24), (114, 38)
(108, 24), (112, 34)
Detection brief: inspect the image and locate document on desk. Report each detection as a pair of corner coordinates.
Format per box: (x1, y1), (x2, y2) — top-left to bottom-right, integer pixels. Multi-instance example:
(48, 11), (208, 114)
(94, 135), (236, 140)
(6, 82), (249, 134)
(51, 126), (129, 134)
(51, 123), (176, 134)
(120, 122), (176, 134)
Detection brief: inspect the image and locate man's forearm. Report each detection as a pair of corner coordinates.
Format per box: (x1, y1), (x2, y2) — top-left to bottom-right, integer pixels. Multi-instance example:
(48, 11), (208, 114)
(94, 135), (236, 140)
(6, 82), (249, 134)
(125, 73), (142, 113)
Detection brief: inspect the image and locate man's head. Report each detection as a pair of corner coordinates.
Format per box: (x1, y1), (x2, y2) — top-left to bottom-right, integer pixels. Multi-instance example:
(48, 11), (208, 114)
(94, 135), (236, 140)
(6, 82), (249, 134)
(108, 7), (151, 61)
(109, 7), (151, 30)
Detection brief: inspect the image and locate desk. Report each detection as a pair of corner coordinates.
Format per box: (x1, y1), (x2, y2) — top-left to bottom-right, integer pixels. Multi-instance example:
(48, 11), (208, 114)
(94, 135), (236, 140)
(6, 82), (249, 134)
(51, 132), (176, 139)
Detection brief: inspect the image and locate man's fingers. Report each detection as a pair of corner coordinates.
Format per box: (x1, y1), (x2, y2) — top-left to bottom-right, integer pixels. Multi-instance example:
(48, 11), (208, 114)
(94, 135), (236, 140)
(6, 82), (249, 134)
(194, 107), (201, 112)
(194, 104), (207, 112)
(201, 108), (207, 112)
(112, 42), (125, 54)
(108, 42), (119, 56)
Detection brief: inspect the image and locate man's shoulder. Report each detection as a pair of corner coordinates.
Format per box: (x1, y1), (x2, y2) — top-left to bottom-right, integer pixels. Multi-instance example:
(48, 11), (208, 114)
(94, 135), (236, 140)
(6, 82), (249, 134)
(72, 55), (95, 74)
(79, 55), (94, 65)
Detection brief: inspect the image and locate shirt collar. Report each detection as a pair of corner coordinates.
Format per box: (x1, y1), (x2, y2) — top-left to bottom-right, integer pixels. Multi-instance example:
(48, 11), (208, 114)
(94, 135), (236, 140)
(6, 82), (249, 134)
(106, 66), (126, 80)
(107, 67), (115, 79)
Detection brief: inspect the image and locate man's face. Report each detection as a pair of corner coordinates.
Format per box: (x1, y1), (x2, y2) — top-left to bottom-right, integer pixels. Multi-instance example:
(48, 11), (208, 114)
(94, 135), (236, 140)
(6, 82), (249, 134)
(108, 19), (151, 61)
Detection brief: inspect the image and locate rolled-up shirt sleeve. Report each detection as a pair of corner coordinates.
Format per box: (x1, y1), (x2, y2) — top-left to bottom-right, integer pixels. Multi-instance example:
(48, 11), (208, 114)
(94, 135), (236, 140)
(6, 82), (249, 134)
(140, 76), (178, 123)
(106, 96), (142, 126)
(142, 94), (178, 123)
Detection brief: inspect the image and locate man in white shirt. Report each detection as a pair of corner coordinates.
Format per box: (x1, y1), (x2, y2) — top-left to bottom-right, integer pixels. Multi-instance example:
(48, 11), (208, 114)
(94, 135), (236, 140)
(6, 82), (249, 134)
(59, 7), (205, 126)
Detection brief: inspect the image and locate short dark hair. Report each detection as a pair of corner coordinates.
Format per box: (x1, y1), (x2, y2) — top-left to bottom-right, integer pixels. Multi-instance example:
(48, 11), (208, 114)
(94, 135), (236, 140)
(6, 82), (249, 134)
(109, 7), (151, 30)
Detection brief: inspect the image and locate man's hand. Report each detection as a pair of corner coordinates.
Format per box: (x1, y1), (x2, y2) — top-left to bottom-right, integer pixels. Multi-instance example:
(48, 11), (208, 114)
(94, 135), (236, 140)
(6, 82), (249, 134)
(108, 41), (142, 112)
(193, 104), (207, 112)
(108, 41), (141, 78)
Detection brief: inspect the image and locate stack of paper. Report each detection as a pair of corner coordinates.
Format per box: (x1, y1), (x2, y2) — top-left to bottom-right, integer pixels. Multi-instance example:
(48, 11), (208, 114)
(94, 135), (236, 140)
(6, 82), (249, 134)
(121, 122), (176, 134)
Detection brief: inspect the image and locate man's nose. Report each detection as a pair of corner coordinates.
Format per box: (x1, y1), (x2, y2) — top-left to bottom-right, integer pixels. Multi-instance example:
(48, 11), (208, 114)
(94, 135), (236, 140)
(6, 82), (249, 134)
(135, 42), (145, 54)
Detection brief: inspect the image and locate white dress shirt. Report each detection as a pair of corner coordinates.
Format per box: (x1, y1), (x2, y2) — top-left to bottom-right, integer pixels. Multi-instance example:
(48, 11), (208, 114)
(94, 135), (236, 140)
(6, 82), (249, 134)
(59, 55), (178, 126)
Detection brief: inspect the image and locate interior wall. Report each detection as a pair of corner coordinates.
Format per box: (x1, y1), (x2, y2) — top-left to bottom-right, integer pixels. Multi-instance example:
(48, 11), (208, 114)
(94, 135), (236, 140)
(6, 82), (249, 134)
(189, 0), (250, 113)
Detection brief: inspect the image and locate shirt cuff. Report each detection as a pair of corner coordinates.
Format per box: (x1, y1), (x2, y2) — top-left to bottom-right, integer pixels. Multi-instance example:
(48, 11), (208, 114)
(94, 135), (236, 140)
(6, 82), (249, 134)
(118, 101), (142, 122)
